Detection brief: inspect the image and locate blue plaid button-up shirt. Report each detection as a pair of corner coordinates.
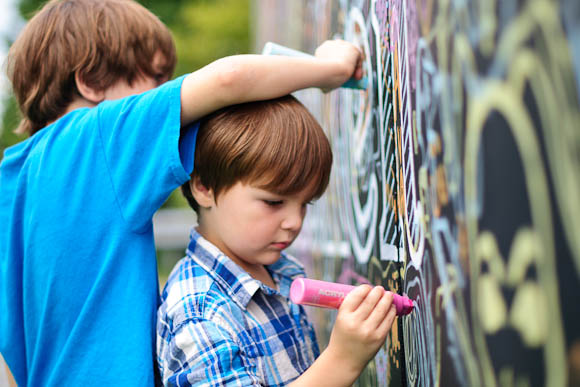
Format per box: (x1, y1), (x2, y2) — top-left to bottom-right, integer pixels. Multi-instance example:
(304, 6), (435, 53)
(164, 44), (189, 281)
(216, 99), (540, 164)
(156, 230), (320, 386)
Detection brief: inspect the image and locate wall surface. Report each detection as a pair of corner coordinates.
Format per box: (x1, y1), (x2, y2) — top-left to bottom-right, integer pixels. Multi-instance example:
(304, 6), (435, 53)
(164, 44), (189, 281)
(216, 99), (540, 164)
(255, 1), (580, 386)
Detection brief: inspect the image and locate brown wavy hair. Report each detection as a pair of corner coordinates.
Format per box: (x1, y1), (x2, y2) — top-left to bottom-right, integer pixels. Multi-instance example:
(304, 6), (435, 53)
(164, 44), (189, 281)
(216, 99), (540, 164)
(6, 0), (176, 135)
(182, 95), (333, 213)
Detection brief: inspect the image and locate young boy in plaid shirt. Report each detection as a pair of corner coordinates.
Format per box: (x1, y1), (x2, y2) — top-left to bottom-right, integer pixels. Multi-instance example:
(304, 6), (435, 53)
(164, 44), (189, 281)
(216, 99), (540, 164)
(156, 95), (398, 386)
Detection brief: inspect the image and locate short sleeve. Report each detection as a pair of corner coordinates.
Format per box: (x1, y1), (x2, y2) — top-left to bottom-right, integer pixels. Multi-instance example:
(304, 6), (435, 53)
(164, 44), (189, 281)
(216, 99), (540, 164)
(95, 76), (197, 231)
(179, 122), (199, 175)
(160, 317), (262, 386)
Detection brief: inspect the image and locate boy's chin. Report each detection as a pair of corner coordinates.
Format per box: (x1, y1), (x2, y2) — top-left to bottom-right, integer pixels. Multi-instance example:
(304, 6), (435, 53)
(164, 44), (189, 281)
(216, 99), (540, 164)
(258, 251), (283, 265)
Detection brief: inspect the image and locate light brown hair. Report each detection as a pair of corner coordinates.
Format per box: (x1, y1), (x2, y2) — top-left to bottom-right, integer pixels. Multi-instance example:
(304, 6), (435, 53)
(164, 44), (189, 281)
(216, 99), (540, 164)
(6, 0), (176, 135)
(182, 95), (333, 213)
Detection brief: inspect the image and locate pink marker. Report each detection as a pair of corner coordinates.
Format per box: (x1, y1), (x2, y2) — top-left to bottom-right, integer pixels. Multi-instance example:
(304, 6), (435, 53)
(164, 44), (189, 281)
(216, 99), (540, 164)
(290, 278), (414, 316)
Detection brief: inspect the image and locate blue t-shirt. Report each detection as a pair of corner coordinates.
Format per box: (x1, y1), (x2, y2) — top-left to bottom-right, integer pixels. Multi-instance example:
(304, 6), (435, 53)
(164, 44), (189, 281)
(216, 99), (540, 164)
(0, 75), (198, 385)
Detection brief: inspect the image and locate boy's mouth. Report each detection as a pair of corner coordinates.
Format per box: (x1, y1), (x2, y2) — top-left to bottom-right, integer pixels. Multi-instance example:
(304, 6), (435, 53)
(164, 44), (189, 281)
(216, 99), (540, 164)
(271, 241), (290, 249)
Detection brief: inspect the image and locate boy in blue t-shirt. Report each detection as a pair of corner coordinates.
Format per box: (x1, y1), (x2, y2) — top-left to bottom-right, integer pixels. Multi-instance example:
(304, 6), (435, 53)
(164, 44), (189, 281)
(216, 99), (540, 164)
(0, 0), (362, 385)
(157, 95), (397, 386)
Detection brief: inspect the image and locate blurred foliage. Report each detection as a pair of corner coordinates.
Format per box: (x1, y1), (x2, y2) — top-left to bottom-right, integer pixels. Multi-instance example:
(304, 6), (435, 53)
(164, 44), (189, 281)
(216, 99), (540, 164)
(1, 0), (250, 208)
(0, 97), (25, 152)
(170, 0), (251, 76)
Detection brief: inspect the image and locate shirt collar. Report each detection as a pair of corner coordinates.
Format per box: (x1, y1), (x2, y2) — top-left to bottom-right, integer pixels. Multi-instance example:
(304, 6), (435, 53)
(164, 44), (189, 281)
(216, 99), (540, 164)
(186, 229), (305, 309)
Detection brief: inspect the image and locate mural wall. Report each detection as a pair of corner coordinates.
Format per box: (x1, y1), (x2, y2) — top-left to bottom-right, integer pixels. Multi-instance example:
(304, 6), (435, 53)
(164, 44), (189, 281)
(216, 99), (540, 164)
(255, 0), (580, 386)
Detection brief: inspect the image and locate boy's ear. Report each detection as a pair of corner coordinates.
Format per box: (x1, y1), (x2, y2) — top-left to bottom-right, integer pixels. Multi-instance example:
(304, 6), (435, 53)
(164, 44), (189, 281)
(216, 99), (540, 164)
(74, 72), (105, 104)
(190, 176), (215, 208)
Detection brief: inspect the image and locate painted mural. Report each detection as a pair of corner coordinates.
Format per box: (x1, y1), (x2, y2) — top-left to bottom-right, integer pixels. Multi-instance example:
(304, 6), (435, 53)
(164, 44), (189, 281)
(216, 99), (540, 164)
(255, 0), (580, 386)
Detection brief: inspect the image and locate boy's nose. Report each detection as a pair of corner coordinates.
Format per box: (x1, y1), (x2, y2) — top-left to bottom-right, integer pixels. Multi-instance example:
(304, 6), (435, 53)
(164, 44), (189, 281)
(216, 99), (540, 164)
(281, 209), (304, 231)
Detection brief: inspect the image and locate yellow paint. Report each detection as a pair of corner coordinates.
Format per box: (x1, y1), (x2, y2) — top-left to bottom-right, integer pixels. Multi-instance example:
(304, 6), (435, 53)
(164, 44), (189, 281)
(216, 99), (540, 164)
(477, 276), (507, 334)
(510, 282), (548, 348)
(436, 165), (449, 207)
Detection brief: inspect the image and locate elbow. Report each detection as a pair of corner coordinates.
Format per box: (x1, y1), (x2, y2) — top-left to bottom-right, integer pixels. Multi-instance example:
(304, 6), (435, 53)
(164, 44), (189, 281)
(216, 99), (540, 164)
(212, 57), (248, 101)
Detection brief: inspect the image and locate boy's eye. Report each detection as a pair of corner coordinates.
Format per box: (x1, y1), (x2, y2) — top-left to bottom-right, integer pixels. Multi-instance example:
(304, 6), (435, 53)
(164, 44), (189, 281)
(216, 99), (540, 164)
(263, 200), (283, 206)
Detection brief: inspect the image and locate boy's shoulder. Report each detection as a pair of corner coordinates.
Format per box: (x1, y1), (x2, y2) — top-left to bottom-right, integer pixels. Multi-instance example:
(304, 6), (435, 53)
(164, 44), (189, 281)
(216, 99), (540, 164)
(159, 239), (251, 329)
(4, 75), (185, 161)
(160, 254), (214, 317)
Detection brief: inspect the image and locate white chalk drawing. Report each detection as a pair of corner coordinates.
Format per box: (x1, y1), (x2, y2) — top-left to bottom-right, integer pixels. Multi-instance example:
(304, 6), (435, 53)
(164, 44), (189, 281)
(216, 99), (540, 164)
(262, 0), (580, 385)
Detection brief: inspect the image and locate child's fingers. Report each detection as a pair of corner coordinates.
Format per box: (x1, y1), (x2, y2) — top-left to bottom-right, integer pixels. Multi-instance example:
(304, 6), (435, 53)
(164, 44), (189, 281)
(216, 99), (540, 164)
(376, 304), (397, 338)
(339, 284), (372, 313)
(365, 291), (394, 328)
(351, 286), (385, 320)
(354, 56), (364, 79)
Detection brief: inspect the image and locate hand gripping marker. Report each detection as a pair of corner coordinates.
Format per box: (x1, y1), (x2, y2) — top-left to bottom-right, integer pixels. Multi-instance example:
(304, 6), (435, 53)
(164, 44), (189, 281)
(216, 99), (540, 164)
(261, 41), (368, 90)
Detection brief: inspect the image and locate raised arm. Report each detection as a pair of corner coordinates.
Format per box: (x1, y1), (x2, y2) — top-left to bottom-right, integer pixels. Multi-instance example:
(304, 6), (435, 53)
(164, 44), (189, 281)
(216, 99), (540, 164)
(179, 39), (362, 125)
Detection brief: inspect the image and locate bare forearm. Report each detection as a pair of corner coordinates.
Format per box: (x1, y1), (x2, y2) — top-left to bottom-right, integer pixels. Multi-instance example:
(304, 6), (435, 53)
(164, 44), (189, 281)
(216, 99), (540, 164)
(289, 348), (361, 387)
(180, 54), (352, 124)
(219, 55), (352, 97)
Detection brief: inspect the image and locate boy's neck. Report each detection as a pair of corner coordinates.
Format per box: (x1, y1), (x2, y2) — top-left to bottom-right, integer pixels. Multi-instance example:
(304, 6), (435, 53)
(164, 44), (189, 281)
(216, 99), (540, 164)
(65, 98), (97, 114)
(249, 266), (277, 290)
(44, 98), (96, 128)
